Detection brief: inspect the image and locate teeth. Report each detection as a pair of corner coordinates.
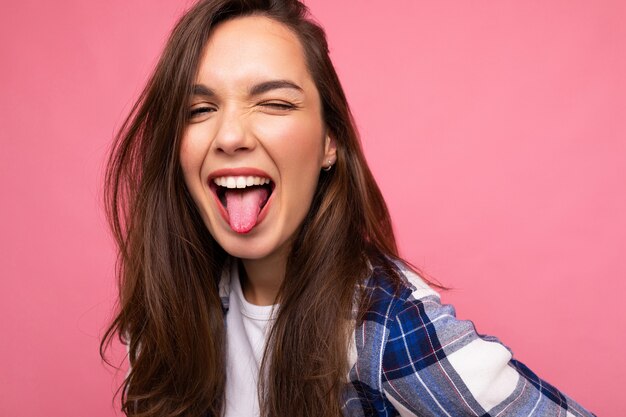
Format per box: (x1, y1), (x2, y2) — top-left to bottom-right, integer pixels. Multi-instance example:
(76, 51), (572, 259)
(213, 175), (271, 189)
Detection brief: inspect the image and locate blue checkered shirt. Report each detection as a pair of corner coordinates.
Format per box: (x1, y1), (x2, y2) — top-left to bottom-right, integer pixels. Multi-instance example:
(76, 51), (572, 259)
(220, 261), (595, 416)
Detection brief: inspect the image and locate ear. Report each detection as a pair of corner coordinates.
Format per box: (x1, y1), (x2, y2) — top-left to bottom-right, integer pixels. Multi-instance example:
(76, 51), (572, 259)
(323, 133), (337, 167)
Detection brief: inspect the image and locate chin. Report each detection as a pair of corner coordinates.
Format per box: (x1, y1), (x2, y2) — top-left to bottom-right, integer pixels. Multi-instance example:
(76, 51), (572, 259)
(213, 230), (284, 262)
(222, 246), (271, 261)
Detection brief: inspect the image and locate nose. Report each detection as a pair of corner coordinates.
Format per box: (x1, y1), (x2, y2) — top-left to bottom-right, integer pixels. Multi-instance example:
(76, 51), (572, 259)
(212, 108), (255, 155)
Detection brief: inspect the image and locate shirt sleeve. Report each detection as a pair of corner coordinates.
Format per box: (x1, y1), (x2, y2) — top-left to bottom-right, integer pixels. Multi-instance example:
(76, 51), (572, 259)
(380, 275), (595, 417)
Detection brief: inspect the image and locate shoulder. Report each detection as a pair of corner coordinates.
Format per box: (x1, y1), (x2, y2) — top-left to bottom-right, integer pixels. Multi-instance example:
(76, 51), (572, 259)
(353, 261), (596, 417)
(362, 260), (491, 360)
(365, 260), (439, 299)
(347, 261), (450, 393)
(363, 261), (512, 388)
(360, 260), (443, 326)
(352, 261), (514, 414)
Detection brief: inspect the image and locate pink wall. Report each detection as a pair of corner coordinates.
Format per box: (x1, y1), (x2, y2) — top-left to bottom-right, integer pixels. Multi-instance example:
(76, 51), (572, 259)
(1, 1), (623, 416)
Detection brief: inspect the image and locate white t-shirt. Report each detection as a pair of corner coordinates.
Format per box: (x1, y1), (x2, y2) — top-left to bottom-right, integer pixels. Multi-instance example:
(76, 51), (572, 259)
(223, 261), (275, 417)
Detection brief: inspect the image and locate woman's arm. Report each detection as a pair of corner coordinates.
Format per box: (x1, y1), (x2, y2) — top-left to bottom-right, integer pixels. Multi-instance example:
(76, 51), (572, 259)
(380, 274), (595, 416)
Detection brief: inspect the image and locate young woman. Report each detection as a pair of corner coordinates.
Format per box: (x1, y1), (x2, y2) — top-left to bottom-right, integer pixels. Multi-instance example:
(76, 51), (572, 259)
(101, 0), (595, 416)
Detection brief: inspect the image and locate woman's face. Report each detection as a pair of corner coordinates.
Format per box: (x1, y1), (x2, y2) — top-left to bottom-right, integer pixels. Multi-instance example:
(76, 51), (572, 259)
(180, 15), (336, 264)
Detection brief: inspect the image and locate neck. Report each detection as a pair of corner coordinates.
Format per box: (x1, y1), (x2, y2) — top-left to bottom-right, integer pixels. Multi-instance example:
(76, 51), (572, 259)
(239, 249), (287, 306)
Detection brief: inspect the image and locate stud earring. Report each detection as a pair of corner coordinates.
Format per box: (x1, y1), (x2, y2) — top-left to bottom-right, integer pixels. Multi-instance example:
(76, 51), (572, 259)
(322, 159), (333, 172)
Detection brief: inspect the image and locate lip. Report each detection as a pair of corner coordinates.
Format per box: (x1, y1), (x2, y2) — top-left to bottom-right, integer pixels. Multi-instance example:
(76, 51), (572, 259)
(207, 167), (276, 234)
(208, 167), (274, 182)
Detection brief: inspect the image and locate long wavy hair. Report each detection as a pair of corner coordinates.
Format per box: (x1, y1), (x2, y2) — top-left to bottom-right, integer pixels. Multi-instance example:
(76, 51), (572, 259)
(100, 0), (418, 416)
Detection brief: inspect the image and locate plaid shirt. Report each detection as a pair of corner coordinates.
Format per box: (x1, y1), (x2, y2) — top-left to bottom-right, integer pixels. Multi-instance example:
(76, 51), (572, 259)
(220, 261), (595, 416)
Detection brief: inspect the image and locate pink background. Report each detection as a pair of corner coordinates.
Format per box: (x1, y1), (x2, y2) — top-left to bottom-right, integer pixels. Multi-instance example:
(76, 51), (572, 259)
(1, 0), (623, 415)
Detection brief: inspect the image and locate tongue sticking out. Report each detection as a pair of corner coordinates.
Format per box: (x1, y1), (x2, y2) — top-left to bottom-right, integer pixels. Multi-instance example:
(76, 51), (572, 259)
(224, 187), (269, 233)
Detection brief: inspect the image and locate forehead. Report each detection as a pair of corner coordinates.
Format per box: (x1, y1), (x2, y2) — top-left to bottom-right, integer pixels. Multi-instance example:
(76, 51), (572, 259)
(197, 15), (312, 89)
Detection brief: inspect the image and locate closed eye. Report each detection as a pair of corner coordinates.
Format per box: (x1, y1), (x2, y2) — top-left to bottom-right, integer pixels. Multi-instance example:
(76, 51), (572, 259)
(190, 106), (215, 116)
(259, 101), (296, 110)
(188, 104), (217, 122)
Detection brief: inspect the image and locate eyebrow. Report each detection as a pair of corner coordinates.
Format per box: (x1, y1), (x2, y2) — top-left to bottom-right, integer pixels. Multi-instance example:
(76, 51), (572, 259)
(249, 79), (303, 96)
(191, 79), (304, 98)
(192, 84), (215, 97)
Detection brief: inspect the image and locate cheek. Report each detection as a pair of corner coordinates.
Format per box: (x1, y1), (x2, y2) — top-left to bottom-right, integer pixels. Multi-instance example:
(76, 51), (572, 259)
(180, 126), (210, 181)
(180, 141), (196, 171)
(256, 115), (325, 173)
(179, 131), (214, 217)
(257, 117), (325, 224)
(179, 130), (215, 228)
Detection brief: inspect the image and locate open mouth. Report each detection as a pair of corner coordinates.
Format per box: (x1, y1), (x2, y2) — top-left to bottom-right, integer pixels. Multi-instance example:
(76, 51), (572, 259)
(210, 175), (275, 233)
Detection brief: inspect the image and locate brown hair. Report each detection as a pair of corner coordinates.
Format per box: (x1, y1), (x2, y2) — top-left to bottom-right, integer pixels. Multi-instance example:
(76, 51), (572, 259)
(101, 0), (419, 416)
